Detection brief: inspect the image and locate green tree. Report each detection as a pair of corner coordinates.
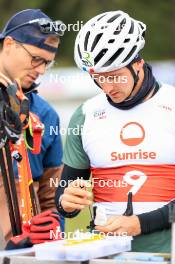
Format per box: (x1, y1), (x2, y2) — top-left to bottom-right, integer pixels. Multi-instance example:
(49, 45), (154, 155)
(0, 0), (174, 66)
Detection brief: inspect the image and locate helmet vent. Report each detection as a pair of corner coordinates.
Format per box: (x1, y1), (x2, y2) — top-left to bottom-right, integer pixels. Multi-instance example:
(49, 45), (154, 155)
(103, 48), (124, 67)
(107, 14), (121, 23)
(77, 44), (82, 59)
(128, 21), (134, 34)
(122, 45), (137, 63)
(124, 38), (130, 43)
(91, 33), (103, 51)
(97, 14), (106, 21)
(108, 39), (115, 43)
(84, 31), (90, 51)
(101, 25), (108, 29)
(94, 49), (108, 65)
(139, 22), (144, 30)
(114, 18), (126, 35)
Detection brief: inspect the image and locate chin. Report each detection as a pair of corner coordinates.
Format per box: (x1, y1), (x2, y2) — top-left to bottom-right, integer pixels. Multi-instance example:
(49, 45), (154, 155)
(21, 81), (32, 89)
(111, 97), (124, 104)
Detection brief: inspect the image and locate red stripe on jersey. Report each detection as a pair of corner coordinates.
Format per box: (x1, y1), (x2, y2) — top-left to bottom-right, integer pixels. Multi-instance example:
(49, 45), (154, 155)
(91, 164), (175, 202)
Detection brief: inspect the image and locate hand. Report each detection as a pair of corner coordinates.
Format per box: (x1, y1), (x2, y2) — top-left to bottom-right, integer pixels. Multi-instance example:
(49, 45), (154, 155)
(61, 179), (92, 212)
(27, 210), (62, 244)
(5, 210), (62, 249)
(95, 215), (141, 236)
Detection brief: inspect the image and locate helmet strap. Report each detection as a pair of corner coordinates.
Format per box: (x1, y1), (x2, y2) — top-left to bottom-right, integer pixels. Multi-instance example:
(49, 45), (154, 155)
(125, 64), (140, 100)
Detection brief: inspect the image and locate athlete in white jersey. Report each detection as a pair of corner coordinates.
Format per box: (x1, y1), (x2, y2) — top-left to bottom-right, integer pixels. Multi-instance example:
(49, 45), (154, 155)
(55, 10), (175, 252)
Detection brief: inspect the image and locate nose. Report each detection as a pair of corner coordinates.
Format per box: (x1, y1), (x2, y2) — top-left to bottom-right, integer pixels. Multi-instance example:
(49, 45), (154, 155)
(102, 83), (115, 95)
(34, 63), (46, 75)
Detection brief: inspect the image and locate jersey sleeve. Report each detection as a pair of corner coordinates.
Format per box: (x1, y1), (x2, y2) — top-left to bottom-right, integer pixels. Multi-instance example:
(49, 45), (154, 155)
(63, 104), (90, 169)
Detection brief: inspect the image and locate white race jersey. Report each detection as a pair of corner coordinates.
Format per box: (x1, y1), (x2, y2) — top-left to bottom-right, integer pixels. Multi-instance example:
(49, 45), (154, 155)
(81, 84), (175, 215)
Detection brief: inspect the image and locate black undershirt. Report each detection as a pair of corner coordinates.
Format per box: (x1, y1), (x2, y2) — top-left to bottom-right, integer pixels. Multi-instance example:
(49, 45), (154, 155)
(55, 164), (173, 234)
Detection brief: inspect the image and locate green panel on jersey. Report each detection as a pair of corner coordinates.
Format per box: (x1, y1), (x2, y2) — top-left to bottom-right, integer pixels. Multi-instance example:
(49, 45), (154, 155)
(132, 229), (171, 253)
(63, 104), (90, 169)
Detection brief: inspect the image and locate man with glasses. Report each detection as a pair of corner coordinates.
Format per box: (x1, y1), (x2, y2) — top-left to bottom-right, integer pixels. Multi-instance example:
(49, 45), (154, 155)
(0, 9), (64, 248)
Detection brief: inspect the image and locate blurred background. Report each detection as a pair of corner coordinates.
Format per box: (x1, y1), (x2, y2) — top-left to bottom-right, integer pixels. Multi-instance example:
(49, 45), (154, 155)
(0, 0), (175, 130)
(0, 0), (175, 232)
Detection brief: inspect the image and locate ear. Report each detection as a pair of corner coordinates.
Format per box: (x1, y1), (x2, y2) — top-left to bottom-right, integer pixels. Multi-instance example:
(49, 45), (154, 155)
(2, 37), (14, 53)
(134, 59), (145, 71)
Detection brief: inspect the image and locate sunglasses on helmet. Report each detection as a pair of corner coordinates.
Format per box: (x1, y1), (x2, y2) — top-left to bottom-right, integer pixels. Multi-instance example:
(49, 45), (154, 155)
(3, 18), (65, 37)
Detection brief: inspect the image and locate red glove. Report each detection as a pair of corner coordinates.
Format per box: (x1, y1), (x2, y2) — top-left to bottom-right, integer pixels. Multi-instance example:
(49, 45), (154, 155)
(28, 210), (62, 244)
(5, 210), (62, 250)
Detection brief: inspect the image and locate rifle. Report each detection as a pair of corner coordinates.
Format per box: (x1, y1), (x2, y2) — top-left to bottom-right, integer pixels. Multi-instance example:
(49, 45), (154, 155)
(11, 123), (41, 224)
(0, 83), (23, 235)
(0, 80), (42, 235)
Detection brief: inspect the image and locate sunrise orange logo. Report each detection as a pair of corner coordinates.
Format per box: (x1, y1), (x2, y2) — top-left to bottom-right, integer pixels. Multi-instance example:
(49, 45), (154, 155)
(120, 122), (145, 146)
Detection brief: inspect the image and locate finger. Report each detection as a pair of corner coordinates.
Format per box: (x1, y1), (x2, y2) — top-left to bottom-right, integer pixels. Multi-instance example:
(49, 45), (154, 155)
(30, 223), (56, 232)
(114, 228), (129, 236)
(30, 232), (51, 240)
(31, 216), (56, 225)
(50, 213), (60, 220)
(104, 219), (122, 232)
(32, 210), (52, 220)
(65, 186), (92, 198)
(63, 193), (92, 206)
(61, 200), (86, 211)
(95, 216), (119, 229)
(69, 179), (91, 189)
(96, 219), (121, 233)
(106, 227), (129, 236)
(95, 226), (128, 237)
(95, 225), (111, 233)
(105, 216), (118, 225)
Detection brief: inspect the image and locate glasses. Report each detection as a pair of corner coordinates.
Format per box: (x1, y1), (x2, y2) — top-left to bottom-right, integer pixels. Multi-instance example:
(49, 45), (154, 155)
(30, 18), (65, 36)
(3, 18), (65, 37)
(17, 42), (55, 69)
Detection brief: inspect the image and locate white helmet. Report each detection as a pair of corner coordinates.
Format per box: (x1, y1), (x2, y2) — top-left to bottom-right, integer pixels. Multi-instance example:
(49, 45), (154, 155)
(74, 10), (146, 73)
